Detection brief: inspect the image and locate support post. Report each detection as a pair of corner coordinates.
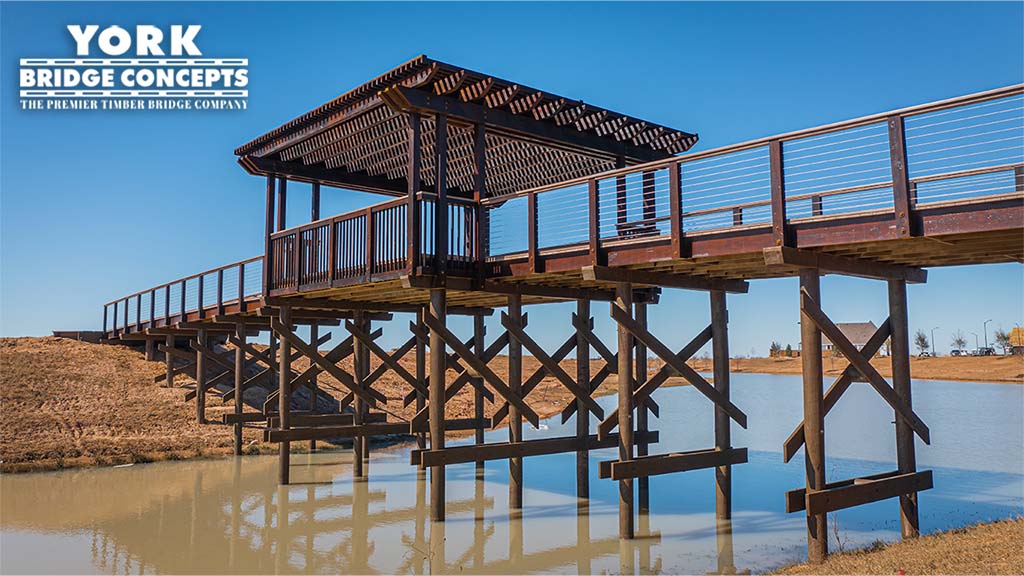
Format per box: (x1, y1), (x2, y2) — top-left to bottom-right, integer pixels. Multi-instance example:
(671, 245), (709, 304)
(635, 302), (650, 514)
(164, 334), (175, 387)
(508, 293), (524, 510)
(234, 321), (245, 456)
(711, 290), (732, 521)
(428, 289), (447, 521)
(473, 313), (486, 478)
(434, 114), (449, 277)
(888, 279), (920, 538)
(576, 299), (591, 506)
(353, 312), (368, 480)
(196, 328), (207, 424)
(309, 322), (318, 452)
(615, 282), (635, 539)
(416, 309), (427, 467)
(276, 177), (287, 232)
(799, 270), (826, 562)
(263, 176), (275, 296)
(145, 338), (155, 361)
(278, 305), (292, 485)
(407, 113), (422, 272)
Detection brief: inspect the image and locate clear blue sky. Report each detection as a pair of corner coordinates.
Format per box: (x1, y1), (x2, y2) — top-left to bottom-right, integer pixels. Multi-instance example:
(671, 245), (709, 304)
(2, 2), (1022, 356)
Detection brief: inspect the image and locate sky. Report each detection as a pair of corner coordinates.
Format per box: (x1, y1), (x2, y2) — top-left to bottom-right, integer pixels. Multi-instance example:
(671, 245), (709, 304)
(1, 2), (1022, 357)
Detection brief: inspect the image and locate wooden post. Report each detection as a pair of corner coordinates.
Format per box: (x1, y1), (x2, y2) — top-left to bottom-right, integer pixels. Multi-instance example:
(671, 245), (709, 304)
(278, 305), (292, 485)
(276, 177), (288, 232)
(196, 328), (207, 424)
(769, 140), (788, 247)
(353, 311), (368, 480)
(434, 114), (449, 277)
(428, 289), (447, 521)
(309, 322), (319, 452)
(234, 321), (245, 456)
(669, 162), (683, 258)
(164, 334), (175, 388)
(473, 123), (487, 278)
(711, 290), (732, 520)
(799, 269), (826, 562)
(263, 176), (275, 296)
(635, 302), (650, 514)
(416, 308), (427, 467)
(145, 339), (155, 361)
(508, 293), (524, 511)
(888, 115), (913, 238)
(888, 278), (920, 538)
(407, 113), (422, 272)
(615, 156), (627, 237)
(473, 313), (486, 478)
(615, 282), (635, 539)
(576, 299), (591, 506)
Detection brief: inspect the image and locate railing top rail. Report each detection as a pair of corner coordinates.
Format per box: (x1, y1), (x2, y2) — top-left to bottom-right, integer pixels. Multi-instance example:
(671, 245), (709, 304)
(104, 255), (263, 307)
(270, 195), (411, 240)
(481, 83), (1024, 206)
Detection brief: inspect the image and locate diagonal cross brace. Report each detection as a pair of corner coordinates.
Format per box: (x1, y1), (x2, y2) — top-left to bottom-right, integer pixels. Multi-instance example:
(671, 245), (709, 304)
(270, 318), (384, 408)
(346, 320), (427, 397)
(422, 311), (541, 427)
(801, 290), (930, 444)
(596, 324), (712, 436)
(403, 321), (496, 407)
(493, 332), (577, 427)
(502, 312), (604, 420)
(782, 318), (892, 462)
(610, 305), (748, 429)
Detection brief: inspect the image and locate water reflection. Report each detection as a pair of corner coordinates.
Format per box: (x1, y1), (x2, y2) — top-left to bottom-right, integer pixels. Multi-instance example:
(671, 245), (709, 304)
(2, 375), (1021, 574)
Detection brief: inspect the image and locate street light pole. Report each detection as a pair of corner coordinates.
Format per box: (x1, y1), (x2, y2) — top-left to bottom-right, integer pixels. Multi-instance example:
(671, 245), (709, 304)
(931, 327), (939, 356)
(983, 319), (993, 349)
(971, 332), (979, 349)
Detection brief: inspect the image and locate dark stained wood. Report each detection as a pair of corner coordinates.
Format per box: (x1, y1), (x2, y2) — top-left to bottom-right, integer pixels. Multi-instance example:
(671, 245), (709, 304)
(615, 282), (634, 540)
(764, 246), (927, 283)
(582, 265), (748, 293)
(769, 140), (787, 247)
(601, 447), (747, 480)
(799, 269), (826, 563)
(888, 115), (914, 238)
(889, 279), (920, 538)
(417, 432), (660, 467)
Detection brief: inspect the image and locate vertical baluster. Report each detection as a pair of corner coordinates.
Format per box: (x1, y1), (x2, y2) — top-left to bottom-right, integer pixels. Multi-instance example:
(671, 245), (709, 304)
(197, 274), (205, 319)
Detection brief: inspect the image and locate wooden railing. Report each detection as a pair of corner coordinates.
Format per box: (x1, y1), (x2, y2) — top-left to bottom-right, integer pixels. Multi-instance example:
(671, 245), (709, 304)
(482, 84), (1024, 261)
(103, 257), (263, 337)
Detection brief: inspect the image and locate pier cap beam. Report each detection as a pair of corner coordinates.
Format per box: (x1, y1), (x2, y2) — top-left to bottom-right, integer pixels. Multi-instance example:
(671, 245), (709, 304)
(763, 246), (927, 284)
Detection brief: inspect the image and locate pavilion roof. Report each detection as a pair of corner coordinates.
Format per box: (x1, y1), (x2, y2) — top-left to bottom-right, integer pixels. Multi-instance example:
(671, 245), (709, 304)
(235, 55), (698, 198)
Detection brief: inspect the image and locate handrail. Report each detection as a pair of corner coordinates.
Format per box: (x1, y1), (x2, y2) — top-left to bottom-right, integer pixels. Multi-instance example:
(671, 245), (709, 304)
(482, 84), (1024, 206)
(103, 256), (263, 307)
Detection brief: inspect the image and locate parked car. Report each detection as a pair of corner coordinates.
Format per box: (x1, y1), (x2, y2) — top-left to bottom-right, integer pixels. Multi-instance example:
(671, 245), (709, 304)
(918, 351), (932, 357)
(950, 349), (965, 356)
(978, 347), (996, 356)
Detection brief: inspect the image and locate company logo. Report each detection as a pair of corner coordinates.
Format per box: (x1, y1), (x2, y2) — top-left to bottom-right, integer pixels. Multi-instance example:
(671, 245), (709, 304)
(19, 25), (248, 111)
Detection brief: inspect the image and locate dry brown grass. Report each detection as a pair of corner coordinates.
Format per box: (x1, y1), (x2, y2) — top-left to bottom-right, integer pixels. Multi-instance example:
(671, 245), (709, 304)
(775, 517), (1024, 575)
(690, 354), (1024, 384)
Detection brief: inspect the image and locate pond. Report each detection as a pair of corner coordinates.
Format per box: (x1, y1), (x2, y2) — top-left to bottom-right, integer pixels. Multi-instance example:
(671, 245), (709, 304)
(2, 374), (1021, 574)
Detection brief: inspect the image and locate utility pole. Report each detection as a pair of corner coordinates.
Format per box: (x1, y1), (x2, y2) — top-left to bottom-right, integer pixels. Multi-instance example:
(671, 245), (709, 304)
(930, 327), (939, 356)
(983, 319), (992, 349)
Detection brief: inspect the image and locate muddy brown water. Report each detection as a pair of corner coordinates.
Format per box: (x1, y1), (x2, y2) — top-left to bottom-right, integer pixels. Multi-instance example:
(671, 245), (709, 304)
(2, 374), (1021, 574)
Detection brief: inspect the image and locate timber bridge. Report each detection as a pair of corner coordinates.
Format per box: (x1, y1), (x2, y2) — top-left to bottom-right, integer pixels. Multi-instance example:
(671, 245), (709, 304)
(102, 56), (1024, 565)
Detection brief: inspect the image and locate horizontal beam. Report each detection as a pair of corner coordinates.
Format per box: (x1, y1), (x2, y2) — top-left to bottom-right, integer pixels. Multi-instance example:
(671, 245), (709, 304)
(412, 431), (660, 467)
(581, 265), (749, 293)
(763, 246), (927, 284)
(264, 417), (487, 442)
(599, 447), (747, 480)
(401, 274), (624, 302)
(266, 411), (387, 428)
(786, 470), (933, 514)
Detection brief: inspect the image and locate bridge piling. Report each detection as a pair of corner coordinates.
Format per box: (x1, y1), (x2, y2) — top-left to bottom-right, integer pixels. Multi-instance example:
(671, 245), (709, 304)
(277, 305), (292, 486)
(635, 301), (650, 514)
(233, 321), (245, 456)
(888, 278), (920, 538)
(473, 313), (486, 479)
(428, 289), (447, 521)
(508, 293), (524, 511)
(711, 290), (732, 520)
(576, 299), (591, 506)
(195, 328), (207, 424)
(615, 282), (635, 540)
(799, 269), (827, 563)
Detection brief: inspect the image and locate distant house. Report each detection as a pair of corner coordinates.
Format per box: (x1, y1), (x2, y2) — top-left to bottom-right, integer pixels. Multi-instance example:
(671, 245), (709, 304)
(1011, 327), (1024, 356)
(822, 321), (879, 354)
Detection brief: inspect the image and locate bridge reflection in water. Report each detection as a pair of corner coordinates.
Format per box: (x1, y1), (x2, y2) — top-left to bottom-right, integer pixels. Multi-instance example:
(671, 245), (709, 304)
(0, 449), (741, 574)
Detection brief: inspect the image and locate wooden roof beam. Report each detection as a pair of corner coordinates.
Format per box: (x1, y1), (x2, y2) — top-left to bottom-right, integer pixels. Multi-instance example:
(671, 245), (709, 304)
(240, 156), (409, 196)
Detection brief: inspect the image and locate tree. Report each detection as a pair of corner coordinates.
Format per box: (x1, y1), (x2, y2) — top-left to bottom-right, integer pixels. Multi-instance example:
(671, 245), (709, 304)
(785, 343), (793, 357)
(994, 328), (1011, 354)
(769, 341), (781, 357)
(914, 329), (930, 355)
(951, 330), (968, 351)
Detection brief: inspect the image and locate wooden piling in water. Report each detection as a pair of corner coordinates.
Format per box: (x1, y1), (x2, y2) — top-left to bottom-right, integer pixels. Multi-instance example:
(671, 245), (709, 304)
(615, 282), (635, 539)
(353, 311), (367, 480)
(635, 301), (650, 514)
(888, 278), (920, 538)
(429, 290), (447, 521)
(415, 309), (427, 469)
(799, 270), (826, 563)
(473, 313), (486, 478)
(576, 299), (591, 506)
(233, 321), (245, 456)
(507, 293), (524, 510)
(711, 290), (732, 519)
(278, 305), (292, 485)
(309, 321), (318, 453)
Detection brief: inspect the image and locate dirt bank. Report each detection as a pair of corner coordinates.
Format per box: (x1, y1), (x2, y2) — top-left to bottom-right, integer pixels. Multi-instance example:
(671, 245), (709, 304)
(690, 353), (1024, 383)
(775, 517), (1023, 575)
